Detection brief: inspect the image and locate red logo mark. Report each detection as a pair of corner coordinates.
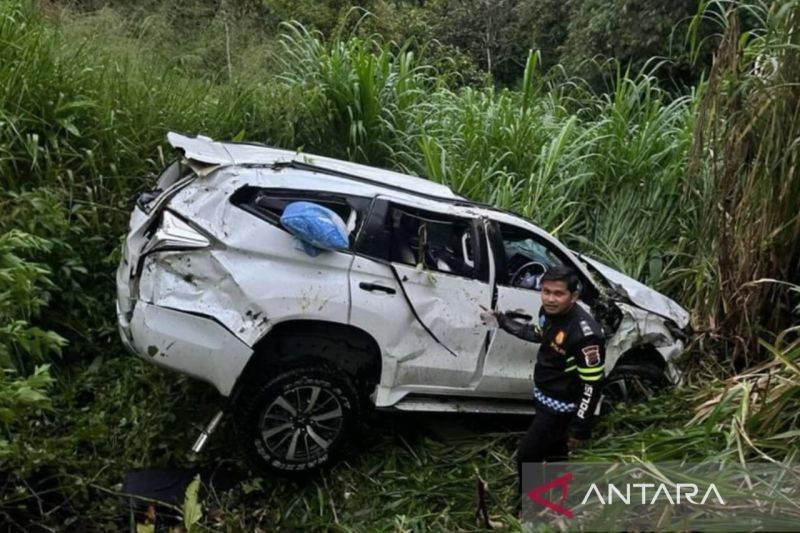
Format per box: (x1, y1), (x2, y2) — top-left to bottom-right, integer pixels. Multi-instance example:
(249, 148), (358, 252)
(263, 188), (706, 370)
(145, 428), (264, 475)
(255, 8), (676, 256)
(527, 472), (573, 518)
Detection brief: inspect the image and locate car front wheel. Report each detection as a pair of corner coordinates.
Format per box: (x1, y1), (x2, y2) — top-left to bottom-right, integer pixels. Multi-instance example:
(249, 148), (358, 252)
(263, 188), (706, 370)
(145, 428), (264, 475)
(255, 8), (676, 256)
(600, 363), (669, 414)
(236, 365), (359, 474)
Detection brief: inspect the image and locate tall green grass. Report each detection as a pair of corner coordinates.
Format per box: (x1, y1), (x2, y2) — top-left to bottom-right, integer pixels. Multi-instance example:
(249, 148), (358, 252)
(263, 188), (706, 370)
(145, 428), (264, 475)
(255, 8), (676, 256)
(688, 0), (800, 367)
(0, 1), (295, 197)
(275, 30), (702, 296)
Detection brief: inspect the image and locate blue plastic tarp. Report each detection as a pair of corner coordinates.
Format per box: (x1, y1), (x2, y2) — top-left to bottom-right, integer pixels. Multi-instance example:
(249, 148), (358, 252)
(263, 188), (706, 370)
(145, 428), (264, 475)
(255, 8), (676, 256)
(280, 201), (350, 257)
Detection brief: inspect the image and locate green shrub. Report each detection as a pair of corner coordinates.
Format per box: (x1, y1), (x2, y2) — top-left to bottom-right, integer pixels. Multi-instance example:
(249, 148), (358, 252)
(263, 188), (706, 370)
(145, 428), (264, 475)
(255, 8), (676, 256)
(0, 227), (62, 467)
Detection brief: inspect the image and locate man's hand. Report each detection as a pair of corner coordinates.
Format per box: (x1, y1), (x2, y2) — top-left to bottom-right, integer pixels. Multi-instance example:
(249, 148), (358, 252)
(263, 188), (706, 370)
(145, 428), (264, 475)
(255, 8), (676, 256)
(479, 305), (499, 327)
(567, 436), (586, 454)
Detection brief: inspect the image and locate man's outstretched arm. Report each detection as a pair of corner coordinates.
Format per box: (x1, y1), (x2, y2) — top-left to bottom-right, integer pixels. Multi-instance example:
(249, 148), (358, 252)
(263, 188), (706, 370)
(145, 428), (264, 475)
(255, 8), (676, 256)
(496, 312), (543, 343)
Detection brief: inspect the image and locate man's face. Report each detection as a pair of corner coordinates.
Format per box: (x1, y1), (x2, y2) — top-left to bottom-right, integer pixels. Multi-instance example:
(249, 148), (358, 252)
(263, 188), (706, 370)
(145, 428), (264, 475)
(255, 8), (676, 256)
(541, 279), (578, 315)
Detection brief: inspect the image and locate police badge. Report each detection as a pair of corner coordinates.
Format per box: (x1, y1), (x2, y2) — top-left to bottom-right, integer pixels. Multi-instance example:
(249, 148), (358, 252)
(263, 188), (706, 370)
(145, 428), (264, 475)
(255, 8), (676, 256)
(581, 345), (601, 366)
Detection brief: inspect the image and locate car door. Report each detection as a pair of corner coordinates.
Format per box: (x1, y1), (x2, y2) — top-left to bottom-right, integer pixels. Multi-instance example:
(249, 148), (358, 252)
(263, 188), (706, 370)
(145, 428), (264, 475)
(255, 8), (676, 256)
(476, 221), (570, 397)
(349, 197), (495, 405)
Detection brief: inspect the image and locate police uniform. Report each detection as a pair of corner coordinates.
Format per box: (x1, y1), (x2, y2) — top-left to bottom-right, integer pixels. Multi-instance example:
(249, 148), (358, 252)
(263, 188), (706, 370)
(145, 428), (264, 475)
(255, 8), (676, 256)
(497, 302), (605, 467)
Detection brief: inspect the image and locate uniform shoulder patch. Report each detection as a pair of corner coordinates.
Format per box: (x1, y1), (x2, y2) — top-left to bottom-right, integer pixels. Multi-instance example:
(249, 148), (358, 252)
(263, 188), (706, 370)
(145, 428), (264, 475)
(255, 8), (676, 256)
(582, 345), (601, 366)
(579, 319), (594, 337)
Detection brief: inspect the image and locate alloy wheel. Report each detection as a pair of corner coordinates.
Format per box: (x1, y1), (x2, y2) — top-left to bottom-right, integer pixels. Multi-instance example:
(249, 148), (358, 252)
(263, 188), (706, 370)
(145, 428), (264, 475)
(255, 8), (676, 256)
(258, 385), (344, 463)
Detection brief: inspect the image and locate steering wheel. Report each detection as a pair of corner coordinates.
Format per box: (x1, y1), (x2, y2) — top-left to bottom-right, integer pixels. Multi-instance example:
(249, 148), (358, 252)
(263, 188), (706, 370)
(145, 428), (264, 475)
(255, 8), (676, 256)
(510, 261), (548, 289)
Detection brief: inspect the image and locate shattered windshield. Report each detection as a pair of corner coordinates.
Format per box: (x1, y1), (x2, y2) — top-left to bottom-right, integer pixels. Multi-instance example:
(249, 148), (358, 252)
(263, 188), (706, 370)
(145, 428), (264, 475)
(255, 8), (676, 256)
(503, 238), (563, 268)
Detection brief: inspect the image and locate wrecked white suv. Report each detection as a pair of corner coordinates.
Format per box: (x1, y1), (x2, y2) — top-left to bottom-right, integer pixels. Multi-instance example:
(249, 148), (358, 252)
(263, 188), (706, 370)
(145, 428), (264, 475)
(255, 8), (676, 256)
(116, 132), (690, 473)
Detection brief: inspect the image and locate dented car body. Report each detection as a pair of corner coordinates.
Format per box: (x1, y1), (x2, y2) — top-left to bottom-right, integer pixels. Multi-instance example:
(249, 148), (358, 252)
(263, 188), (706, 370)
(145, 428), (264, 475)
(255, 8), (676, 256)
(116, 132), (690, 472)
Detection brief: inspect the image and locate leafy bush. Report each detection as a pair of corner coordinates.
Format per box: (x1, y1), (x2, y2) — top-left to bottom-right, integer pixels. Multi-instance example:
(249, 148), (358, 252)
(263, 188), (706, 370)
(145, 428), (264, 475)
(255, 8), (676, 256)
(0, 229), (65, 371)
(0, 228), (62, 464)
(0, 366), (53, 459)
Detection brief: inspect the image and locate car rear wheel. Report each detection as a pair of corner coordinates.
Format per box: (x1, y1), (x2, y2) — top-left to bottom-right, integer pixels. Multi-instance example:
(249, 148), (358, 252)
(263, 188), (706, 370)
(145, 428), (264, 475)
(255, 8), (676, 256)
(236, 365), (359, 474)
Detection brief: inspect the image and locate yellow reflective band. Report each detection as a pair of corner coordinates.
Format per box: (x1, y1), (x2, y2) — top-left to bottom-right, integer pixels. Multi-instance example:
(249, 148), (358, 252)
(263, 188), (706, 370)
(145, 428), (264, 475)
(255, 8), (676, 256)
(581, 374), (603, 382)
(578, 366), (604, 374)
(566, 357), (575, 362)
(565, 365), (577, 372)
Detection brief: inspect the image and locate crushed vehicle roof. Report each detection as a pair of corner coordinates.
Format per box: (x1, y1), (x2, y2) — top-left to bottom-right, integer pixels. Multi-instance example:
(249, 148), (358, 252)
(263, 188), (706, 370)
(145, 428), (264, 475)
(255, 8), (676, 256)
(164, 132), (592, 278)
(167, 132), (460, 201)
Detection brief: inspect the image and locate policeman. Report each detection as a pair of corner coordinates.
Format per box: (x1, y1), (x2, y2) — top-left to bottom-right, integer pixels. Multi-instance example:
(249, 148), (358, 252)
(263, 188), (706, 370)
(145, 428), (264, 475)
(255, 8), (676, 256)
(482, 265), (605, 472)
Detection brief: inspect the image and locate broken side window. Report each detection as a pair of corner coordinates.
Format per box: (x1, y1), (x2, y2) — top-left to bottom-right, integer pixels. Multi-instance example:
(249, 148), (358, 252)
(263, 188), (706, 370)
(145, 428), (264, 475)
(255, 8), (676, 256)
(231, 186), (371, 244)
(356, 202), (486, 281)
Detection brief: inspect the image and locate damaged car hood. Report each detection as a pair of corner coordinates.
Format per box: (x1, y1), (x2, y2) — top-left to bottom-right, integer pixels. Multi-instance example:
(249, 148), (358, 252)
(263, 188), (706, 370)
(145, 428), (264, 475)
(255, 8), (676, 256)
(580, 255), (690, 329)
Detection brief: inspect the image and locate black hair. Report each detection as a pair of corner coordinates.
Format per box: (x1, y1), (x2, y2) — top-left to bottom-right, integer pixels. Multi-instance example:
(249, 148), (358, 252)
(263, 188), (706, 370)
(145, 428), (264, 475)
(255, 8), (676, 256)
(541, 265), (580, 292)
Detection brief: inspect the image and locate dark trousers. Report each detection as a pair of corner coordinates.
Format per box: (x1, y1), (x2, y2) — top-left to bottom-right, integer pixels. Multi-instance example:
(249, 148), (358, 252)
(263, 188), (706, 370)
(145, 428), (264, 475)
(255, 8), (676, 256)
(517, 409), (573, 495)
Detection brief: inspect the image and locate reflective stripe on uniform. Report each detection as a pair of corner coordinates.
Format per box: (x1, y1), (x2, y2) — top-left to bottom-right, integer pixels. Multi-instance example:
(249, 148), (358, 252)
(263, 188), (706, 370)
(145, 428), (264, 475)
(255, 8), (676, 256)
(533, 388), (577, 413)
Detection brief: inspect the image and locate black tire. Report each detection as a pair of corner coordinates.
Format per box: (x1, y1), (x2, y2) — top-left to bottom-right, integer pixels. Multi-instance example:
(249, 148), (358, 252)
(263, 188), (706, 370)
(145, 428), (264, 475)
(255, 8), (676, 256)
(600, 363), (669, 414)
(236, 365), (359, 474)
